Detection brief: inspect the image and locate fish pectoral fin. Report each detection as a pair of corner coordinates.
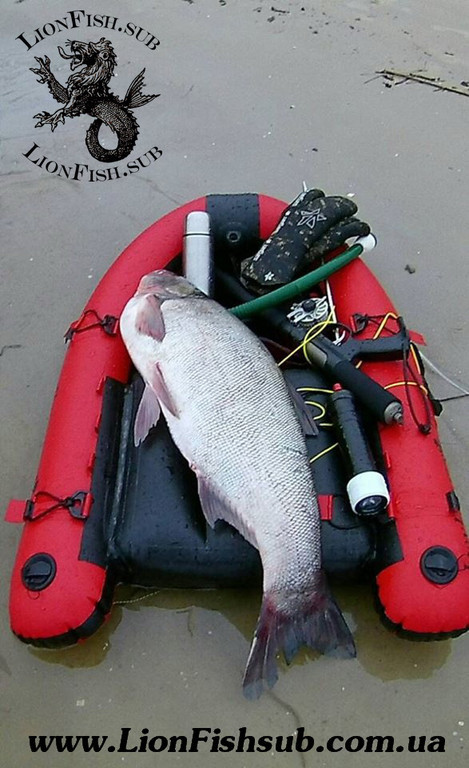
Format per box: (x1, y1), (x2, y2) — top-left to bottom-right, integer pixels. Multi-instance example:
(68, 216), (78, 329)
(196, 474), (258, 548)
(285, 380), (319, 437)
(134, 384), (161, 446)
(196, 475), (226, 528)
(149, 362), (179, 418)
(136, 294), (166, 341)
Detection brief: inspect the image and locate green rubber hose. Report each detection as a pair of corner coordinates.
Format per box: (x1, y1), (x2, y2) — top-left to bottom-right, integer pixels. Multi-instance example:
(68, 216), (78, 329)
(230, 242), (364, 319)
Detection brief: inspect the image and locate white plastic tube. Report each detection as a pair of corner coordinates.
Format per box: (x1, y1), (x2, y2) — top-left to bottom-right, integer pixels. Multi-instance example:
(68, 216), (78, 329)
(183, 211), (213, 296)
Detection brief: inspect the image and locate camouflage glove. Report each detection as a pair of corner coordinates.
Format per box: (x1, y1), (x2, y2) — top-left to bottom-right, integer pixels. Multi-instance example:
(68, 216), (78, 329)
(240, 189), (370, 293)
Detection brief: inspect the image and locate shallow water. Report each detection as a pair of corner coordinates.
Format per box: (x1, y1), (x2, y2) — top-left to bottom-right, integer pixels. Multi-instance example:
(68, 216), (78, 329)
(2, 1), (469, 765)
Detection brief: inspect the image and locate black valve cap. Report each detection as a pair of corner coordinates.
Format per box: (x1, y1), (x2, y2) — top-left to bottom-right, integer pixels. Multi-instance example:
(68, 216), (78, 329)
(420, 546), (459, 585)
(21, 553), (57, 591)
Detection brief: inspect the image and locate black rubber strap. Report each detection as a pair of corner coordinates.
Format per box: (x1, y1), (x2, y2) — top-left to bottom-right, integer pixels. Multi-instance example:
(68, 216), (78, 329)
(206, 193), (261, 269)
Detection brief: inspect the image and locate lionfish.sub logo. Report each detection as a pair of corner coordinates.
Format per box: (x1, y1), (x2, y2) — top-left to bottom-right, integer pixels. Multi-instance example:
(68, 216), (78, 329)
(31, 38), (159, 163)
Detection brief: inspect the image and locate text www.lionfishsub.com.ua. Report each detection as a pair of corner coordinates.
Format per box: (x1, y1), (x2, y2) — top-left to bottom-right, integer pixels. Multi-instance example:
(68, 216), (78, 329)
(28, 726), (446, 755)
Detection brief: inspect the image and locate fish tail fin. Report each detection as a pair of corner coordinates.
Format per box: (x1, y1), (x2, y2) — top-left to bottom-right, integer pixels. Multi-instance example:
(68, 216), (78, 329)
(242, 574), (355, 700)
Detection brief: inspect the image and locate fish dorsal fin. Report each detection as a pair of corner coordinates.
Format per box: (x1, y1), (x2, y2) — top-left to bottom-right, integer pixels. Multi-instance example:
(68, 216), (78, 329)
(196, 473), (258, 549)
(148, 362), (179, 418)
(134, 384), (161, 446)
(136, 294), (165, 341)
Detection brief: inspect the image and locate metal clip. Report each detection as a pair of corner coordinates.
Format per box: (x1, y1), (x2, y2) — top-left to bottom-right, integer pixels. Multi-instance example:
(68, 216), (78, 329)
(287, 297), (329, 326)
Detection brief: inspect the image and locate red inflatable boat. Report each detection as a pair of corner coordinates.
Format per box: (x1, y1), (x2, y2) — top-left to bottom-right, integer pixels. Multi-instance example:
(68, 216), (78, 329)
(6, 193), (469, 647)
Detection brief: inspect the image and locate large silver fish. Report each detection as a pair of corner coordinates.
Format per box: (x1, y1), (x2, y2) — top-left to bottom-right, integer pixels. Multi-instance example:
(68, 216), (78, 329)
(119, 269), (355, 698)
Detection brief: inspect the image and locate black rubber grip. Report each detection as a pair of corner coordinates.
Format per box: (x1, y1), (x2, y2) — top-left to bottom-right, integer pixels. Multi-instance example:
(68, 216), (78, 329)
(330, 389), (376, 475)
(330, 359), (400, 423)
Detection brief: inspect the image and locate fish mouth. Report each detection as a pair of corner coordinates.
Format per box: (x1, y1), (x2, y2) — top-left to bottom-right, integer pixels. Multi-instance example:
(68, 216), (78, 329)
(137, 270), (201, 299)
(58, 41), (88, 71)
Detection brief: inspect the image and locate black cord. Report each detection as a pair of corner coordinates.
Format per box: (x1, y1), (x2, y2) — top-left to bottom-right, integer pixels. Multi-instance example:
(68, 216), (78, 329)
(403, 343), (432, 434)
(438, 393), (469, 403)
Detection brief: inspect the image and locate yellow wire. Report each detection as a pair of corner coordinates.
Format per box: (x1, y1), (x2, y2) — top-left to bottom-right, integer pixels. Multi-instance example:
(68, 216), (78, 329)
(384, 381), (428, 395)
(277, 309), (336, 368)
(297, 386), (335, 395)
(302, 309), (335, 365)
(309, 442), (339, 463)
(373, 312), (397, 339)
(410, 342), (423, 375)
(304, 400), (327, 420)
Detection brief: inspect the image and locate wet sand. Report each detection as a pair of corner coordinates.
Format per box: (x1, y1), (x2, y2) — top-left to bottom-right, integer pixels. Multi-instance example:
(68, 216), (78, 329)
(1, 1), (468, 765)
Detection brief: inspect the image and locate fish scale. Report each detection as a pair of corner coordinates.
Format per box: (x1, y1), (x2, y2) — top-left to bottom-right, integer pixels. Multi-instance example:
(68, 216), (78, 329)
(119, 270), (355, 698)
(159, 300), (317, 572)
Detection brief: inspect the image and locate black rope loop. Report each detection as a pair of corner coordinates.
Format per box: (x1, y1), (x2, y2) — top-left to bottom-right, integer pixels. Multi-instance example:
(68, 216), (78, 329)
(64, 310), (118, 342)
(24, 491), (89, 521)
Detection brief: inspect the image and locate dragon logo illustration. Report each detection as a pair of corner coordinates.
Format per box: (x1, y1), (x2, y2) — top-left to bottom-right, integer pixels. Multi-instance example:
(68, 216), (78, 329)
(31, 38), (159, 163)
